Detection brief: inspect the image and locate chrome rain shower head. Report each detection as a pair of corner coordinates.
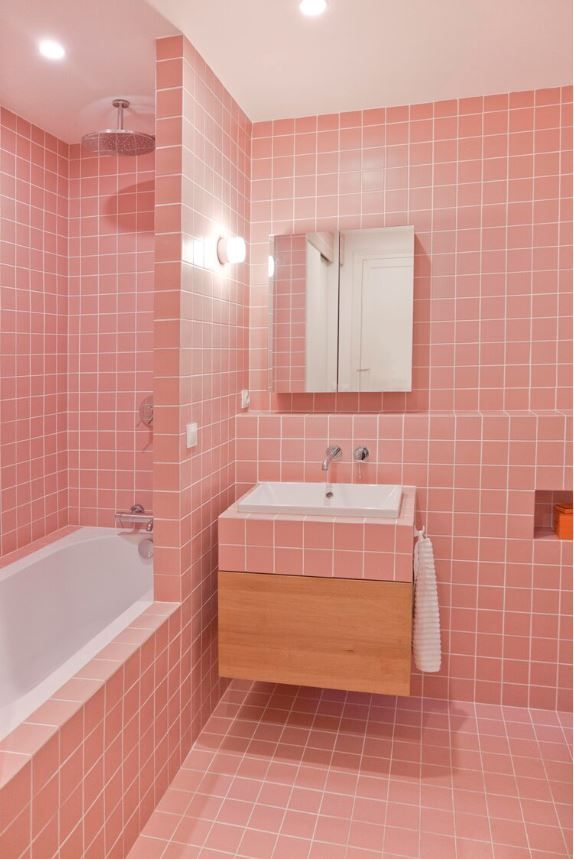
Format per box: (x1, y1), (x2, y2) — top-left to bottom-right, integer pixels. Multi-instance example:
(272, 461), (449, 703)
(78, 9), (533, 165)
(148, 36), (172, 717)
(81, 99), (155, 156)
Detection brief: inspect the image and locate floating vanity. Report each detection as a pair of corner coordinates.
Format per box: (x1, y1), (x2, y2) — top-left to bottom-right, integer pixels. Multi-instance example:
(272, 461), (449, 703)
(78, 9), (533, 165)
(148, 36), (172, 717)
(218, 483), (416, 696)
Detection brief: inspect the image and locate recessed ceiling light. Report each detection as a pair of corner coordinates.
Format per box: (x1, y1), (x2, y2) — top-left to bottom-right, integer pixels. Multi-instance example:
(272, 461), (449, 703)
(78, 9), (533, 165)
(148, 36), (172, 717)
(38, 39), (66, 61)
(299, 0), (328, 17)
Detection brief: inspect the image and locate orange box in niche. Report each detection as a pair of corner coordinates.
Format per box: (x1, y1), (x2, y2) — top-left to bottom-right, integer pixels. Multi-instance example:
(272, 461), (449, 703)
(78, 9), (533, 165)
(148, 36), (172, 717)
(554, 504), (573, 540)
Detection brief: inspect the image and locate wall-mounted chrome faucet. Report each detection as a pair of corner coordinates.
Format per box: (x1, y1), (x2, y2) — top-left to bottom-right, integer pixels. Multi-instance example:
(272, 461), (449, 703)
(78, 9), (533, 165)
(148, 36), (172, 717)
(322, 446), (342, 475)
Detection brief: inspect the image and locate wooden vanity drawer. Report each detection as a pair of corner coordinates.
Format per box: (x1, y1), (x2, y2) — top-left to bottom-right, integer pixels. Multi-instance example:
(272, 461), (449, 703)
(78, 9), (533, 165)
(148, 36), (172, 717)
(218, 571), (412, 696)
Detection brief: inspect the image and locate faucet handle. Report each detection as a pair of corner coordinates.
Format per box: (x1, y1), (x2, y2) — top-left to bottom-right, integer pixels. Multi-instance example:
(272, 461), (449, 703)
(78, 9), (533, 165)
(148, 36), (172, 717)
(353, 446), (369, 461)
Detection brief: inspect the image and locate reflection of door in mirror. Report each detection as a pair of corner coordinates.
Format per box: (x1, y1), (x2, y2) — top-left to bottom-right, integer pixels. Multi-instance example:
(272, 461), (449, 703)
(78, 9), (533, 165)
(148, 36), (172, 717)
(338, 226), (414, 392)
(272, 233), (338, 392)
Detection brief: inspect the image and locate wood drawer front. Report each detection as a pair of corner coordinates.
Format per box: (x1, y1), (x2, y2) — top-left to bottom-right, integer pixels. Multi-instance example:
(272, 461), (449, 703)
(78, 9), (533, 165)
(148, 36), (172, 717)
(218, 571), (412, 696)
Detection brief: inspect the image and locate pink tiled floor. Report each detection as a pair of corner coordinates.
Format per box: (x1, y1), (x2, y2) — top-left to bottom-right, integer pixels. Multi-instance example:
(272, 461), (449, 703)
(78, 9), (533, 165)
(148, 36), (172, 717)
(128, 681), (572, 859)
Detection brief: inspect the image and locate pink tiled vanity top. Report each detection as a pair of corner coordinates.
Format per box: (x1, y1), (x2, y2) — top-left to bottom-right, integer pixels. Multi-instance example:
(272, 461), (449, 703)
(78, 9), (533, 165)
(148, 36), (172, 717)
(218, 486), (416, 582)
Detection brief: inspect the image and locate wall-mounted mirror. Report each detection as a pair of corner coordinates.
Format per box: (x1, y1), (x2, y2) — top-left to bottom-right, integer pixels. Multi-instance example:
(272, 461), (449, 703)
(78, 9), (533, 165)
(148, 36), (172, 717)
(270, 225), (414, 393)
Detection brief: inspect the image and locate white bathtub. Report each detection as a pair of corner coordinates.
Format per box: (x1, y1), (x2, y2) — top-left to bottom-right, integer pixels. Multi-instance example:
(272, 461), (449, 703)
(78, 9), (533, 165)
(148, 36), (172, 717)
(0, 527), (153, 740)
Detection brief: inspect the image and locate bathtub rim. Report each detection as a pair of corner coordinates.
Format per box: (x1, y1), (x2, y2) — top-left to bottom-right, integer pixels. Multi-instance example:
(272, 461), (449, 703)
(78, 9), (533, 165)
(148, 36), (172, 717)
(0, 525), (148, 585)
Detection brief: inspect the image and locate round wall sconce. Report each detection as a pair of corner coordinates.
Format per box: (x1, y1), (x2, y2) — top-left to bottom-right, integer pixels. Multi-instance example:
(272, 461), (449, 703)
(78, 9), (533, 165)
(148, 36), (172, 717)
(217, 235), (247, 265)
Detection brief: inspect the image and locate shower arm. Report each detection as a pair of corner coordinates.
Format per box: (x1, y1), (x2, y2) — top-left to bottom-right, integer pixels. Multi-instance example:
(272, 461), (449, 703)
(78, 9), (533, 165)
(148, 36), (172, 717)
(113, 99), (129, 131)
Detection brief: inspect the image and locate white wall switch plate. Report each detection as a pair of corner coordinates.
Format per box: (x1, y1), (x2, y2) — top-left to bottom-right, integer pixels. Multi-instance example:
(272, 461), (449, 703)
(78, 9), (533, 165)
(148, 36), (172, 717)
(186, 422), (198, 448)
(240, 389), (250, 409)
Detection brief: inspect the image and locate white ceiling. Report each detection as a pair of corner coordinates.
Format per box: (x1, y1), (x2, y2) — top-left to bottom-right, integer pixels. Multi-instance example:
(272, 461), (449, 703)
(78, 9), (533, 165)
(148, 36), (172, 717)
(0, 0), (176, 143)
(150, 0), (572, 121)
(0, 0), (571, 144)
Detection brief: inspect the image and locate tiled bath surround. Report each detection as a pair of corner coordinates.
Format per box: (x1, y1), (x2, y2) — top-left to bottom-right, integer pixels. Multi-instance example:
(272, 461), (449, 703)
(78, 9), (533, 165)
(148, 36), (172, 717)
(0, 591), (182, 859)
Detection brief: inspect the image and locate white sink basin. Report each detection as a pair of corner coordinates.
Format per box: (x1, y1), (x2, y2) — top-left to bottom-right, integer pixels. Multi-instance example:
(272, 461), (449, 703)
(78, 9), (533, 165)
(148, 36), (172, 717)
(237, 482), (403, 519)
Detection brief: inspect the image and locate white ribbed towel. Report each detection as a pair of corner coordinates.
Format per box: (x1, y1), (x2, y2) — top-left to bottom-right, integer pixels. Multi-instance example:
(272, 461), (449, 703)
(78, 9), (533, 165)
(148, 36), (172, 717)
(413, 528), (441, 673)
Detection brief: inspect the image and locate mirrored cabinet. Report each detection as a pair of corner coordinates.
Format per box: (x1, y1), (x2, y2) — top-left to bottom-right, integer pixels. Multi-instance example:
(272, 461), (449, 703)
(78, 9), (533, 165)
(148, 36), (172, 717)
(270, 225), (414, 393)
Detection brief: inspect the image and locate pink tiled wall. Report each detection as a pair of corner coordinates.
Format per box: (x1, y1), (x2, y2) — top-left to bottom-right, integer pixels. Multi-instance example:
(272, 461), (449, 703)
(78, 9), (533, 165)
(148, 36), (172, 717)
(240, 85), (573, 712)
(0, 105), (156, 556)
(250, 86), (573, 413)
(0, 106), (69, 556)
(67, 145), (155, 526)
(153, 34), (250, 739)
(236, 411), (573, 711)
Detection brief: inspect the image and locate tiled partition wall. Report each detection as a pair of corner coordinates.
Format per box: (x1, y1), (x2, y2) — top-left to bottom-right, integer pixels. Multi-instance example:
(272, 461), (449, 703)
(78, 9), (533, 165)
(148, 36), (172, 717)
(0, 107), (69, 555)
(153, 33), (250, 735)
(236, 411), (573, 711)
(67, 145), (155, 526)
(250, 86), (572, 412)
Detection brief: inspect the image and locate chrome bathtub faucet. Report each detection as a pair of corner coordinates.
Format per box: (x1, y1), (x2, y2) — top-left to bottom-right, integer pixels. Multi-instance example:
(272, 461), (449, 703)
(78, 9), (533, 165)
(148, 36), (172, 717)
(115, 504), (154, 532)
(322, 445), (342, 477)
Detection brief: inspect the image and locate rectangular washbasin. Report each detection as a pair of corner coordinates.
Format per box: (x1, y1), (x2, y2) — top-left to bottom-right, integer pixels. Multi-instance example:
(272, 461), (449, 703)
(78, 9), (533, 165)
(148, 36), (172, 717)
(237, 481), (403, 519)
